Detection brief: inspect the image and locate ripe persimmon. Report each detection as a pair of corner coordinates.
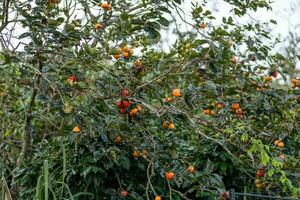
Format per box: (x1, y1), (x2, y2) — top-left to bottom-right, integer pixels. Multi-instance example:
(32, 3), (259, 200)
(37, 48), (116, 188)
(155, 196), (161, 200)
(130, 108), (138, 117)
(122, 51), (130, 59)
(164, 97), (172, 102)
(274, 140), (280, 146)
(231, 103), (240, 110)
(123, 100), (131, 108)
(199, 22), (206, 29)
(277, 141), (284, 148)
(172, 88), (181, 97)
(168, 123), (175, 129)
(136, 105), (142, 111)
(264, 76), (272, 82)
(72, 126), (80, 133)
(165, 171), (174, 180)
(114, 136), (121, 144)
(187, 165), (195, 174)
(203, 109), (211, 115)
(113, 54), (120, 59)
(291, 79), (299, 88)
(117, 101), (124, 108)
(100, 1), (111, 10)
(215, 102), (224, 109)
(162, 121), (169, 129)
(133, 150), (140, 158)
(235, 108), (243, 115)
(95, 23), (102, 30)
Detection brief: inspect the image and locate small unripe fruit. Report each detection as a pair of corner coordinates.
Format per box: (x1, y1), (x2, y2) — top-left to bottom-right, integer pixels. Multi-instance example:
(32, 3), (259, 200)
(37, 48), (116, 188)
(72, 126), (80, 133)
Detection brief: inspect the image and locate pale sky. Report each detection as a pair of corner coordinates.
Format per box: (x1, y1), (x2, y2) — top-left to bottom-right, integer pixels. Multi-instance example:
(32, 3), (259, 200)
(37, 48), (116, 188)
(1, 0), (300, 60)
(158, 0), (300, 69)
(160, 0), (300, 47)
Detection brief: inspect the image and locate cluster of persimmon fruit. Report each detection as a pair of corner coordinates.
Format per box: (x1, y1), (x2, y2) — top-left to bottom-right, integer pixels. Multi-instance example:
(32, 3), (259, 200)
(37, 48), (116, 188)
(253, 140), (285, 189)
(202, 102), (243, 118)
(115, 88), (142, 117)
(162, 88), (181, 129)
(116, 89), (131, 114)
(132, 149), (148, 159)
(291, 78), (300, 88)
(231, 102), (243, 118)
(255, 167), (266, 189)
(274, 140), (285, 148)
(93, 2), (112, 31)
(202, 102), (224, 116)
(113, 45), (134, 59)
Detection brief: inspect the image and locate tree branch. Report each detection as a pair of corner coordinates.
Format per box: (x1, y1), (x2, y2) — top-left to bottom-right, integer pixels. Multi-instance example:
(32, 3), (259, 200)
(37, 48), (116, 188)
(17, 60), (43, 164)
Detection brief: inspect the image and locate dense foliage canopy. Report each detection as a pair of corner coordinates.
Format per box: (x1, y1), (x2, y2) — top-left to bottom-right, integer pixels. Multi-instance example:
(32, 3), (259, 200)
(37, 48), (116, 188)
(1, 0), (300, 199)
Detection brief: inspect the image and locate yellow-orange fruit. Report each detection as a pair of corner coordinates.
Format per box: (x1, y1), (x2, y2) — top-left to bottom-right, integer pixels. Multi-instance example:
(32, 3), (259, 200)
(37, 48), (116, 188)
(172, 89), (181, 97)
(72, 126), (80, 133)
(187, 165), (195, 173)
(165, 171), (174, 180)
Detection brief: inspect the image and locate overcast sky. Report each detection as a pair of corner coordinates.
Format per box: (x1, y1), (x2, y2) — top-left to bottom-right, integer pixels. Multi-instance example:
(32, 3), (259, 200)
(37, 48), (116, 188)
(161, 0), (300, 47)
(157, 0), (300, 70)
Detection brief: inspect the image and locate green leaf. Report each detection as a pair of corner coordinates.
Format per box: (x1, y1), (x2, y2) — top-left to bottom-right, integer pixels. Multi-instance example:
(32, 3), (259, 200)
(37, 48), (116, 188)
(203, 159), (214, 174)
(193, 39), (208, 46)
(174, 0), (181, 4)
(18, 32), (31, 39)
(119, 155), (130, 170)
(158, 16), (169, 27)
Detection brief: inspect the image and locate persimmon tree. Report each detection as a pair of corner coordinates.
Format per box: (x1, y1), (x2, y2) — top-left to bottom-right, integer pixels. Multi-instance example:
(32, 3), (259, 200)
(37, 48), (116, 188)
(1, 0), (300, 199)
